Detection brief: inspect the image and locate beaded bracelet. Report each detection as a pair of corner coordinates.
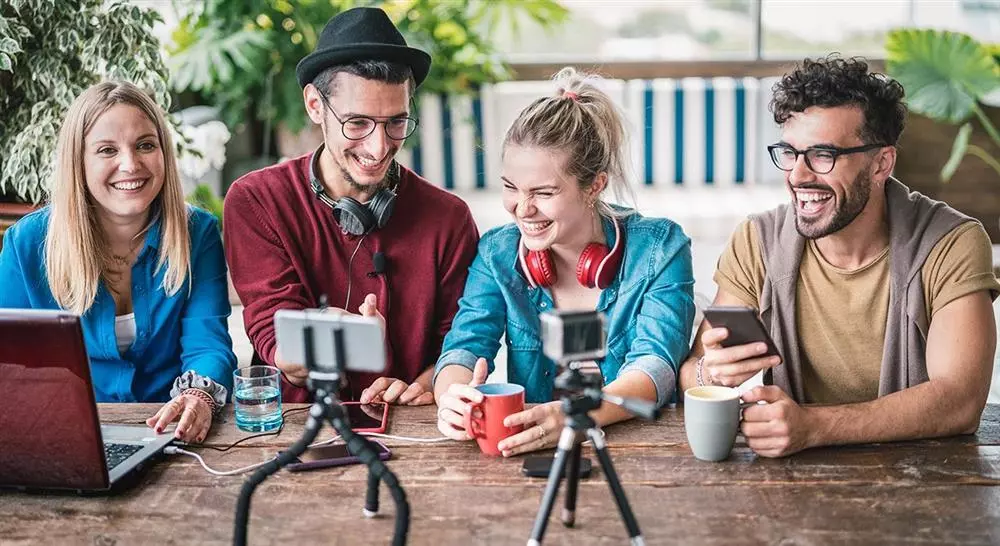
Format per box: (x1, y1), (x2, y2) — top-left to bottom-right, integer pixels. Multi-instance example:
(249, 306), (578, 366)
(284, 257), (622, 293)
(182, 388), (219, 415)
(695, 356), (707, 387)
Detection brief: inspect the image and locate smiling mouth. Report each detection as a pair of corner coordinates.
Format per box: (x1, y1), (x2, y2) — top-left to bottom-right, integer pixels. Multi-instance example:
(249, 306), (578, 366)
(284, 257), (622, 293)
(110, 178), (148, 192)
(794, 189), (833, 216)
(520, 220), (553, 234)
(351, 153), (388, 173)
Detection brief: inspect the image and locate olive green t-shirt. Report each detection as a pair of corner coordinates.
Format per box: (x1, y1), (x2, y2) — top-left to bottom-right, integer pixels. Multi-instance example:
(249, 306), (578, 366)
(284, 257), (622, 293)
(714, 220), (1000, 404)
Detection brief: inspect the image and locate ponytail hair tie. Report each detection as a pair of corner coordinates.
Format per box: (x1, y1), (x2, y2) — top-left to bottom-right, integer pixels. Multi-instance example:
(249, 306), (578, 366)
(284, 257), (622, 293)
(563, 91), (580, 102)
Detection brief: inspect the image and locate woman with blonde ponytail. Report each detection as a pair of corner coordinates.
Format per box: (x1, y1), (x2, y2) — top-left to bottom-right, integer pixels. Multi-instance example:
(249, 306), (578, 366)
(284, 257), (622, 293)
(433, 68), (695, 456)
(0, 81), (235, 444)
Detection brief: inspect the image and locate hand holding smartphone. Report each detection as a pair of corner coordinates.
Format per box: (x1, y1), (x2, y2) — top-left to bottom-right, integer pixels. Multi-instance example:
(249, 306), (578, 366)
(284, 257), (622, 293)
(701, 306), (781, 386)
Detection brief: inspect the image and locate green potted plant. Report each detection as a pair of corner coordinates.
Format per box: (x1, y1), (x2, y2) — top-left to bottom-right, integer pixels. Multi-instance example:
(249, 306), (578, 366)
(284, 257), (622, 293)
(0, 0), (174, 242)
(166, 0), (567, 159)
(885, 28), (1000, 242)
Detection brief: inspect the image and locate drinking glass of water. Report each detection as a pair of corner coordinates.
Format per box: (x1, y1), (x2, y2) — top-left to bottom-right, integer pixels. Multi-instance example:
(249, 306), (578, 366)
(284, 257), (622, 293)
(233, 366), (283, 432)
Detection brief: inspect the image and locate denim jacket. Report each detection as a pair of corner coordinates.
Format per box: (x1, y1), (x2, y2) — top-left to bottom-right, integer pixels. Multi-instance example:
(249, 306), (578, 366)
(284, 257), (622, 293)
(433, 212), (695, 406)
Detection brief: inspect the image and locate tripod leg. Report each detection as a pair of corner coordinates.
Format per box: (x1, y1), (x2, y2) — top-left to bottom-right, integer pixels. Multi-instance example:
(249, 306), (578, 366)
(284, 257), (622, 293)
(587, 428), (645, 546)
(364, 467), (380, 518)
(527, 426), (576, 546)
(562, 441), (582, 527)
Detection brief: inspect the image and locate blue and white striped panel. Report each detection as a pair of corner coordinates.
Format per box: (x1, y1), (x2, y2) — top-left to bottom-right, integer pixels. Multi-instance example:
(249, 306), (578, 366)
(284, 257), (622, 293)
(481, 78), (629, 190)
(482, 80), (554, 190)
(398, 93), (488, 190)
(757, 76), (784, 186)
(641, 77), (758, 186)
(623, 79), (648, 186)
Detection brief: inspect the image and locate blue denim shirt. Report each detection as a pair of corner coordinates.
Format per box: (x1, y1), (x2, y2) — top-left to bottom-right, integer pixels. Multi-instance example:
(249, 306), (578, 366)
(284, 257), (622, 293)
(0, 206), (236, 403)
(434, 212), (695, 406)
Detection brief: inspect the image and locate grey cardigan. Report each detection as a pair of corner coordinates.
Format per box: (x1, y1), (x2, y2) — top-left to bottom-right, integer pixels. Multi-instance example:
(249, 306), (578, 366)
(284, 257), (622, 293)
(751, 178), (972, 403)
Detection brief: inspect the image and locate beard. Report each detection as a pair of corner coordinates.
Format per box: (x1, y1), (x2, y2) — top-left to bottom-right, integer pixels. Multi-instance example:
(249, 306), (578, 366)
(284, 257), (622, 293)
(794, 168), (873, 240)
(333, 150), (395, 199)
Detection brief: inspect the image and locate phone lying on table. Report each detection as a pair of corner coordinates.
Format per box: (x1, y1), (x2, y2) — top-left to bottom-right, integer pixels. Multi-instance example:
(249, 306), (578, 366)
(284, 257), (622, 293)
(284, 441), (392, 472)
(702, 306), (780, 385)
(342, 401), (389, 433)
(521, 456), (592, 479)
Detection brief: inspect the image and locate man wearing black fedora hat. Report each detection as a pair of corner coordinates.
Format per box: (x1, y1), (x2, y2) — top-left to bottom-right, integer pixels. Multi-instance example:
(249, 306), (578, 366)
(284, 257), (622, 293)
(224, 7), (479, 405)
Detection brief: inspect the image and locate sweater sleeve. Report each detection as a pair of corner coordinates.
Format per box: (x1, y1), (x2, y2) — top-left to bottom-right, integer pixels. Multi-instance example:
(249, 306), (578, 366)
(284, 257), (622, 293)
(429, 205), (480, 370)
(0, 224), (32, 309)
(178, 213), (237, 397)
(223, 182), (312, 402)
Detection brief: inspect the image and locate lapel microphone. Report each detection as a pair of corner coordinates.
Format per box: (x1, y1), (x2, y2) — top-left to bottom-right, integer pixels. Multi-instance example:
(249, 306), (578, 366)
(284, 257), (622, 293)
(369, 252), (387, 277)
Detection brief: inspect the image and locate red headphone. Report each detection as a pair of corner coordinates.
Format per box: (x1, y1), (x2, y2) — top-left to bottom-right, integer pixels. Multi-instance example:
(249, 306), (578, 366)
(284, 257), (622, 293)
(518, 218), (624, 289)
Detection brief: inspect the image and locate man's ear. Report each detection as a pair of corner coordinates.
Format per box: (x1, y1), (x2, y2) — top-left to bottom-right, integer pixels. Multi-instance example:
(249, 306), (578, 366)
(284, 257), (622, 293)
(304, 84), (325, 125)
(872, 146), (897, 184)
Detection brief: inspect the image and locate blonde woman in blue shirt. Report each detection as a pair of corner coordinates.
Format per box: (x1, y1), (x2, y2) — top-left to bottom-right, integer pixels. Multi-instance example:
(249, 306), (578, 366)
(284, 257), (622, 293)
(0, 82), (235, 444)
(433, 68), (695, 457)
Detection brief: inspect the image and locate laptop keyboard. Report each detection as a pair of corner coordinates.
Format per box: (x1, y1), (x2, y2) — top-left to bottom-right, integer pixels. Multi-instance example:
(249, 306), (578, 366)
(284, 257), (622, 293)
(104, 443), (144, 470)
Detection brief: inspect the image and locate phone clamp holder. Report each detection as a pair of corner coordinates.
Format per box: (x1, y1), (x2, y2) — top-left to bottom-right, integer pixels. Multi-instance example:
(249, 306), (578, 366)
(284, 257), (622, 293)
(234, 303), (409, 546)
(528, 311), (659, 546)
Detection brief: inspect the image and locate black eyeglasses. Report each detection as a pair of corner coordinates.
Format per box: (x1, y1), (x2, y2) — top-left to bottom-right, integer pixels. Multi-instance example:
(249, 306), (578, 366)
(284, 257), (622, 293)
(316, 89), (418, 141)
(767, 143), (885, 175)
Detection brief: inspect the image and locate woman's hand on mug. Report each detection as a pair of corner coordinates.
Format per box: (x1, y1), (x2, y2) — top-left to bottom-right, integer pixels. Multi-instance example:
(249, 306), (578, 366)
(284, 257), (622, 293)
(436, 358), (489, 441)
(496, 401), (564, 457)
(699, 327), (781, 387)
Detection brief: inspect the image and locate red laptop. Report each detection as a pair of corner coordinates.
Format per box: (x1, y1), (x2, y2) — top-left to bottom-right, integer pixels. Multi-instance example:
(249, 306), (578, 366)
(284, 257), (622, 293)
(0, 309), (173, 491)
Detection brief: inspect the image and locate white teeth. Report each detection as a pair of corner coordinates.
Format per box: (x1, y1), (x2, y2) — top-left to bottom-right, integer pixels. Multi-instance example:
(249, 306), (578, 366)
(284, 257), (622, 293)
(522, 221), (552, 233)
(112, 179), (146, 191)
(355, 156), (381, 168)
(795, 192), (831, 203)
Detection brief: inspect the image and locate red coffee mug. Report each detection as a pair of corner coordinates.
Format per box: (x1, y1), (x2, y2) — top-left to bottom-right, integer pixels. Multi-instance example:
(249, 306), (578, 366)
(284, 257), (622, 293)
(463, 383), (525, 456)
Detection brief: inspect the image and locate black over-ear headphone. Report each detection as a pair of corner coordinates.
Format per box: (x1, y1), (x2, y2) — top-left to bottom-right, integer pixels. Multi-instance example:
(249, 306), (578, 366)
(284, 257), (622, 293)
(309, 144), (398, 236)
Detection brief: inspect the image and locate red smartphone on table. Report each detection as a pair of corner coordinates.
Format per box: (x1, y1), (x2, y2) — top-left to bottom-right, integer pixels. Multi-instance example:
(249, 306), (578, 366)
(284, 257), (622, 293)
(342, 401), (389, 433)
(285, 441), (392, 472)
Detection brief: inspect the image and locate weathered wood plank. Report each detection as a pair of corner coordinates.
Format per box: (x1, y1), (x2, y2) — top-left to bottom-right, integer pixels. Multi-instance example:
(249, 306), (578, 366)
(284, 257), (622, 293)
(96, 403), (1000, 449)
(52, 444), (1000, 489)
(1, 484), (998, 545)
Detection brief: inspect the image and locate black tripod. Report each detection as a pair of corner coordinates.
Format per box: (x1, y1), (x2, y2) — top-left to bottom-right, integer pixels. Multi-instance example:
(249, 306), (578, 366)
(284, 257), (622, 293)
(527, 364), (658, 546)
(233, 320), (409, 546)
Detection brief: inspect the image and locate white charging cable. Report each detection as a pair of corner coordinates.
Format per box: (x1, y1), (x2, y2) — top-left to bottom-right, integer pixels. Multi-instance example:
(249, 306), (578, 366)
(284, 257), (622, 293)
(165, 433), (452, 476)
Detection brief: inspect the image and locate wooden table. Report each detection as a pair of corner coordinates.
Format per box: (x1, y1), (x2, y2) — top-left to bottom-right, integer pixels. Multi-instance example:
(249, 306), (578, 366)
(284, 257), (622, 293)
(3, 404), (1000, 545)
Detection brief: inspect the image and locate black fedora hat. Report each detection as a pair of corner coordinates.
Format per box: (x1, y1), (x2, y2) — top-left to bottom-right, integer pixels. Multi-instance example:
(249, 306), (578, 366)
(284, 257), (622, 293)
(296, 7), (431, 88)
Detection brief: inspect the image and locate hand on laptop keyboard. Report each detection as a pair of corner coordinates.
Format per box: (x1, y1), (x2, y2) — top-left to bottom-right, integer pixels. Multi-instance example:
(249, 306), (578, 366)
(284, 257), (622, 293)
(145, 392), (213, 443)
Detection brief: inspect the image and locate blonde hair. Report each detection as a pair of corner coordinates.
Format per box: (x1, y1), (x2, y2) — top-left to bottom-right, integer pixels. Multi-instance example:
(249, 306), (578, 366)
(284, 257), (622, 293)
(502, 67), (637, 217)
(45, 81), (191, 315)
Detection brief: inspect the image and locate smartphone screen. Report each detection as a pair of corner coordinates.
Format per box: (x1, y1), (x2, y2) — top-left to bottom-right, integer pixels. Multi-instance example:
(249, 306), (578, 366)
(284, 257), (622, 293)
(285, 440), (391, 471)
(521, 456), (592, 479)
(344, 402), (387, 431)
(297, 442), (389, 463)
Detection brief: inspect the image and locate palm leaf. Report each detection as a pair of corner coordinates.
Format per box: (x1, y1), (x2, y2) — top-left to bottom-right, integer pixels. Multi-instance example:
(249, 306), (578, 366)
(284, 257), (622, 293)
(941, 123), (972, 182)
(167, 27), (270, 93)
(886, 29), (1000, 124)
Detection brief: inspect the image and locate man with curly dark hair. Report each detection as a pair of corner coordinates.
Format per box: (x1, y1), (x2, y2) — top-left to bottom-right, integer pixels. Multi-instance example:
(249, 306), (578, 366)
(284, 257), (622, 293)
(679, 55), (999, 457)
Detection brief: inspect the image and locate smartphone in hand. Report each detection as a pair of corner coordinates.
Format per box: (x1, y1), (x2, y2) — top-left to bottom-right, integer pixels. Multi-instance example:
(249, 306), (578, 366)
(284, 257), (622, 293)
(702, 306), (780, 385)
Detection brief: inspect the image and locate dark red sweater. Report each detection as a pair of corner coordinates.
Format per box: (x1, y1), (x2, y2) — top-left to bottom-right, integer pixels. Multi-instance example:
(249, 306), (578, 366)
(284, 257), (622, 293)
(223, 154), (479, 402)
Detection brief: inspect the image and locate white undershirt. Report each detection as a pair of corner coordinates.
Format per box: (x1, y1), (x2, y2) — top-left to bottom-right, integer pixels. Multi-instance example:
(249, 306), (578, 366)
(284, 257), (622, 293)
(115, 313), (137, 353)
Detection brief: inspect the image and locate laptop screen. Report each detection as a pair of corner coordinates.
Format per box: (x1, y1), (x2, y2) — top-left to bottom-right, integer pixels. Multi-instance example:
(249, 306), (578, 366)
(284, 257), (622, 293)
(0, 310), (109, 490)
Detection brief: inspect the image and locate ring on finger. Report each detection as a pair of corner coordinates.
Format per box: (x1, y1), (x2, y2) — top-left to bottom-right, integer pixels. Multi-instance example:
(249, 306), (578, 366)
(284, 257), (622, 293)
(535, 424), (545, 440)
